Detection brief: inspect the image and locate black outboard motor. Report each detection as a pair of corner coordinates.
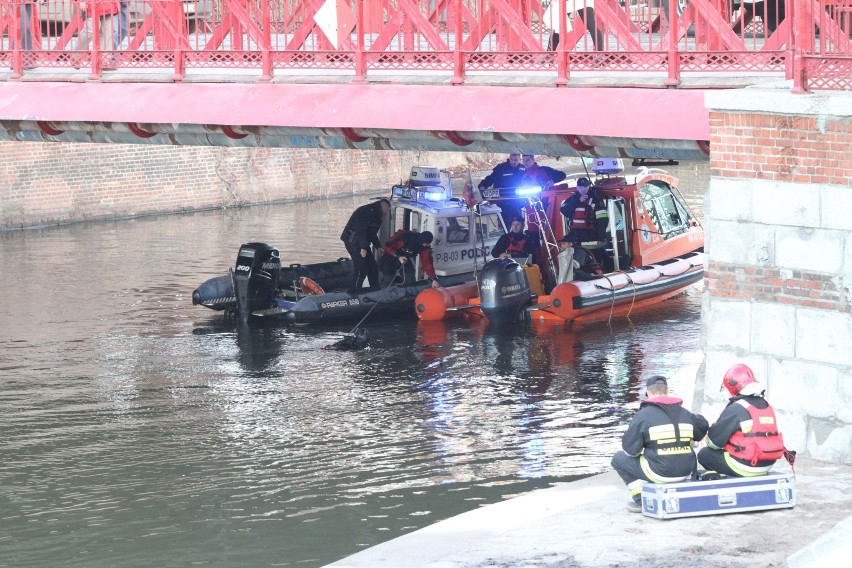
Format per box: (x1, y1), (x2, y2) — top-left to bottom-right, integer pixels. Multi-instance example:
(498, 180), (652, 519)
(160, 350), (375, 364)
(479, 258), (532, 324)
(233, 243), (280, 324)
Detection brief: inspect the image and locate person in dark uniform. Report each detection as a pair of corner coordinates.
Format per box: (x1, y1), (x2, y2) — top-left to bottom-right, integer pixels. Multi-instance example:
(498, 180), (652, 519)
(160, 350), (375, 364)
(559, 177), (609, 246)
(611, 376), (709, 513)
(491, 216), (539, 260)
(557, 236), (604, 281)
(698, 364), (788, 478)
(340, 198), (391, 288)
(478, 153), (526, 227)
(380, 229), (440, 288)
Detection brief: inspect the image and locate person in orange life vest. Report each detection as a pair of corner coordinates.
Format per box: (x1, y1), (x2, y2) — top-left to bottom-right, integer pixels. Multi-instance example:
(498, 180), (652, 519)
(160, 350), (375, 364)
(612, 375), (709, 513)
(559, 177), (608, 246)
(557, 235), (603, 282)
(697, 364), (786, 477)
(520, 154), (567, 191)
(491, 216), (539, 260)
(380, 230), (440, 288)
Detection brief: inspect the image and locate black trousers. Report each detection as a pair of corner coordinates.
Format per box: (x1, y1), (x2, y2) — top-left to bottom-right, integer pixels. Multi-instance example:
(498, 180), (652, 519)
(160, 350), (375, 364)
(344, 241), (379, 289)
(548, 8), (605, 52)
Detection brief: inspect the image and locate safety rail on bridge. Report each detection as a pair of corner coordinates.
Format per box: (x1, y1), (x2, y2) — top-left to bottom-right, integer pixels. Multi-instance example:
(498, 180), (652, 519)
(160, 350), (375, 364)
(1, 0), (850, 91)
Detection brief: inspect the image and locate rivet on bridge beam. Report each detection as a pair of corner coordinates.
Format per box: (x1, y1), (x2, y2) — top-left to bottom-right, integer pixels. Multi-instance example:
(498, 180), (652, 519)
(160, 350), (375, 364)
(37, 121), (64, 136)
(444, 131), (473, 147)
(563, 134), (593, 152)
(341, 128), (369, 143)
(221, 125), (248, 140)
(127, 123), (157, 138)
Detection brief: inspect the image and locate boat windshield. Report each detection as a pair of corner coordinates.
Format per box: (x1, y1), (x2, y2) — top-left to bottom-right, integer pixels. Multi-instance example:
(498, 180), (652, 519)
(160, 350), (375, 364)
(475, 213), (505, 242)
(639, 182), (691, 239)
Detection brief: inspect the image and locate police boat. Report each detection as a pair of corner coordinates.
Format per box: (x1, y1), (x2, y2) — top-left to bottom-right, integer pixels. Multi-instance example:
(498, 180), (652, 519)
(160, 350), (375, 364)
(414, 158), (705, 326)
(191, 166), (506, 324)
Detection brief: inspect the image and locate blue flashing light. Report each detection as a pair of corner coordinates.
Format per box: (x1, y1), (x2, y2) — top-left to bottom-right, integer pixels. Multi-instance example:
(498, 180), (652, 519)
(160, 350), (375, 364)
(420, 190), (447, 202)
(516, 185), (542, 196)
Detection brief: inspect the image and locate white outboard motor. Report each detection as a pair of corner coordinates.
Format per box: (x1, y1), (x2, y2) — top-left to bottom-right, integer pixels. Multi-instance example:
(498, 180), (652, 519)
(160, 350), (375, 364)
(233, 243), (280, 324)
(479, 258), (532, 324)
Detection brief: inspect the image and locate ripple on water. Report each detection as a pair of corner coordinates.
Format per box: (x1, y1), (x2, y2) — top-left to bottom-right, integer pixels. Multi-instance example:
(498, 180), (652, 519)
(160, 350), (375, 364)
(0, 165), (707, 567)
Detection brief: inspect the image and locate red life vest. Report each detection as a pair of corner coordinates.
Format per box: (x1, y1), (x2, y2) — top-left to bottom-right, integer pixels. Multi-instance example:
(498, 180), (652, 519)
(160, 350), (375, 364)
(725, 399), (785, 465)
(571, 203), (596, 231)
(506, 234), (530, 256)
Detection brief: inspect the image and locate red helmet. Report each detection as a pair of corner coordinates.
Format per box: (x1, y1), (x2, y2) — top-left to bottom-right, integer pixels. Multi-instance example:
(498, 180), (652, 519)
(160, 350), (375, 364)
(722, 364), (757, 396)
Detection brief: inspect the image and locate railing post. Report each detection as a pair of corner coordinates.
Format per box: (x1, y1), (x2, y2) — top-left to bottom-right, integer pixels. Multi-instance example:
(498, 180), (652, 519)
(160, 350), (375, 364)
(555, 0), (569, 86)
(171, 0), (185, 82)
(791, 0), (806, 92)
(452, 0), (465, 85)
(665, 0), (681, 86)
(10, 0), (23, 78)
(91, 0), (102, 79)
(355, 0), (366, 82)
(261, 0), (272, 81)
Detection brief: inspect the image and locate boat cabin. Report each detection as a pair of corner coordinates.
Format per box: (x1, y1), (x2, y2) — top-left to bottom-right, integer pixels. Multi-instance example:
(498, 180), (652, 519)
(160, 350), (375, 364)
(380, 167), (506, 282)
(481, 158), (704, 291)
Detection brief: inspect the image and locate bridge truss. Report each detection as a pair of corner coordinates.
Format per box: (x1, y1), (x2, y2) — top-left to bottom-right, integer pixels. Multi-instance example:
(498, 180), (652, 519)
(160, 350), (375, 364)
(1, 0), (850, 91)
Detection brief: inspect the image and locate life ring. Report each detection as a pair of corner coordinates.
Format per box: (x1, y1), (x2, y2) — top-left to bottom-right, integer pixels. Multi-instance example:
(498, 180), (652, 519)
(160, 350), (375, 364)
(299, 276), (325, 296)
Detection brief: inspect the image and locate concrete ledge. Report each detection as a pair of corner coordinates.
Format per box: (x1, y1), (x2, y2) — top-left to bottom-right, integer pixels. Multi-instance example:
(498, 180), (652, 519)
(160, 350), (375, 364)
(327, 458), (852, 568)
(705, 89), (852, 117)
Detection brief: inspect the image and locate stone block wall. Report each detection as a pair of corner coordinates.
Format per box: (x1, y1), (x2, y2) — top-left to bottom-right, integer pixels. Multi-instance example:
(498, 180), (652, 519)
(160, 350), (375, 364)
(0, 143), (492, 230)
(699, 90), (852, 465)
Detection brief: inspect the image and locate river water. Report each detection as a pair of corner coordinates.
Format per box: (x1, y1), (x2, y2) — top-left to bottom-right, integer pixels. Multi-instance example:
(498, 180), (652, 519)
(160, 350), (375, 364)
(0, 162), (708, 567)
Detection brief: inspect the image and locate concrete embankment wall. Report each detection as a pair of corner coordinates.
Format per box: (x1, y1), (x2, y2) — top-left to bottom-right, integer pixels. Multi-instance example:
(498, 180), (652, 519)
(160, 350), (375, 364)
(0, 143), (494, 230)
(699, 90), (852, 465)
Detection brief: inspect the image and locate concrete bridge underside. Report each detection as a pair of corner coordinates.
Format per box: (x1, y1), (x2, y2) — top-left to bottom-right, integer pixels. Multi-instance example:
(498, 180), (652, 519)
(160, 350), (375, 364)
(0, 81), (710, 161)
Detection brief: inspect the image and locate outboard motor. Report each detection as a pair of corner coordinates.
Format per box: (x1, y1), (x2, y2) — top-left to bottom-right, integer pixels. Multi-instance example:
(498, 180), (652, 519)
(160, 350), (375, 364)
(233, 243), (280, 324)
(478, 258), (532, 324)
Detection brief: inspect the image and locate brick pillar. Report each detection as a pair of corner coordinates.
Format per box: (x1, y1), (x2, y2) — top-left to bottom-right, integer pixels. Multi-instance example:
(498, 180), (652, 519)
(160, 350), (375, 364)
(699, 90), (852, 465)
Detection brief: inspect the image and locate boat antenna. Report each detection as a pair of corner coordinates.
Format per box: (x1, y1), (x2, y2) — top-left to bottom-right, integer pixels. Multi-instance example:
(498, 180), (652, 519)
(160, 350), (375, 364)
(467, 168), (482, 280)
(580, 156), (591, 180)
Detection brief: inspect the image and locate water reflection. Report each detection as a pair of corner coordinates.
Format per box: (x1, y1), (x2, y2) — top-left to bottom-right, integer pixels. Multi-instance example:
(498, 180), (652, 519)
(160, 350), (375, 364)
(0, 163), (708, 568)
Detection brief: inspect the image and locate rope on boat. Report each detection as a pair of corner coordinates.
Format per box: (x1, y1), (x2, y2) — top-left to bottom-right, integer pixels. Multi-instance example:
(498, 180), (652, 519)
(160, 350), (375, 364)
(601, 275), (617, 325)
(624, 273), (638, 318)
(346, 267), (403, 336)
(602, 271), (638, 325)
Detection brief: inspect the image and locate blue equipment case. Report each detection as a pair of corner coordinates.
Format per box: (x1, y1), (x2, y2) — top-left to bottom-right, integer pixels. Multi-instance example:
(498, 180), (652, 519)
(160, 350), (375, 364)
(641, 472), (795, 520)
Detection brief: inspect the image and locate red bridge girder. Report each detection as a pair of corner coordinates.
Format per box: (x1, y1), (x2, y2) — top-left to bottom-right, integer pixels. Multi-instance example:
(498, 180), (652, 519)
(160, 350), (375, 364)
(1, 0), (850, 91)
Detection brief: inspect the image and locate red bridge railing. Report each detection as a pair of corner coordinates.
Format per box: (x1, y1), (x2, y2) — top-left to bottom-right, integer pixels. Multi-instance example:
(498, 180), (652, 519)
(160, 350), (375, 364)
(1, 0), (850, 91)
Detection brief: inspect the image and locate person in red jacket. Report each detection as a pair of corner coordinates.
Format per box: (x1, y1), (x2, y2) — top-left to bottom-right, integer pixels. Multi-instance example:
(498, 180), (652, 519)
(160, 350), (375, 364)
(520, 154), (566, 191)
(380, 229), (440, 288)
(71, 0), (121, 58)
(697, 364), (787, 477)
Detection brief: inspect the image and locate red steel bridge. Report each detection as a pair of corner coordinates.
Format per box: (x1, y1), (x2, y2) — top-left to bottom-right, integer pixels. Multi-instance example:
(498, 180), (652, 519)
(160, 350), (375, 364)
(1, 1), (850, 158)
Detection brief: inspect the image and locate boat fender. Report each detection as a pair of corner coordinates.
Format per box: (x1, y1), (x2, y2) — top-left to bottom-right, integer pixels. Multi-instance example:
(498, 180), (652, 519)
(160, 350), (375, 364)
(290, 263), (303, 268)
(299, 276), (325, 296)
(655, 259), (690, 277)
(415, 281), (479, 321)
(594, 276), (628, 292)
